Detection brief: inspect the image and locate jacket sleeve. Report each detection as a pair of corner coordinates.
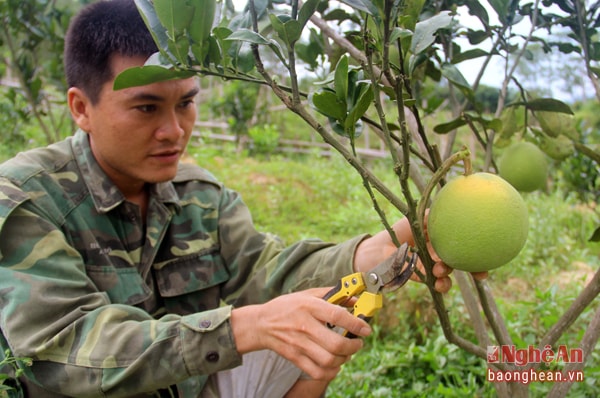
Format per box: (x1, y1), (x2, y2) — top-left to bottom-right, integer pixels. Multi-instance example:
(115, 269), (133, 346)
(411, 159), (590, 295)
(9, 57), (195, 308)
(0, 172), (369, 397)
(0, 204), (242, 397)
(214, 185), (370, 307)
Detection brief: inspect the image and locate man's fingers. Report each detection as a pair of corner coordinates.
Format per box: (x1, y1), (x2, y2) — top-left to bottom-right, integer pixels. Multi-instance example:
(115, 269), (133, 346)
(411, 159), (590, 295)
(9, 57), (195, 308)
(267, 316), (361, 381)
(272, 337), (343, 381)
(434, 276), (452, 293)
(306, 286), (337, 298)
(294, 352), (344, 381)
(432, 261), (452, 278)
(472, 271), (488, 280)
(320, 301), (372, 339)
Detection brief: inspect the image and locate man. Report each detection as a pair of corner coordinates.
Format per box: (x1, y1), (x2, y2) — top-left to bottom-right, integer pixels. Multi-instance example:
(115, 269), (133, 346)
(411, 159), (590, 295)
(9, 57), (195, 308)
(0, 0), (472, 396)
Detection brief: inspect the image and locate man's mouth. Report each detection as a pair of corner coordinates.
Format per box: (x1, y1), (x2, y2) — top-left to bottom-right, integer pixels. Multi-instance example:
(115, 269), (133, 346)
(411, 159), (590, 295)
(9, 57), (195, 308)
(150, 149), (182, 162)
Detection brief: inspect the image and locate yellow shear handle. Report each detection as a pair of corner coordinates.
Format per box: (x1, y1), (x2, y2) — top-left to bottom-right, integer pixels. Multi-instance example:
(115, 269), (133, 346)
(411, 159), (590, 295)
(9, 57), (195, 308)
(352, 291), (383, 320)
(323, 272), (384, 338)
(323, 272), (365, 305)
(343, 292), (383, 338)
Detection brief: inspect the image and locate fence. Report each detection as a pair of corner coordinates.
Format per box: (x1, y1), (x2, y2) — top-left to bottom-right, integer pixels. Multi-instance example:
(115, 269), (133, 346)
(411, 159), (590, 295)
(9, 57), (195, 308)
(192, 121), (389, 159)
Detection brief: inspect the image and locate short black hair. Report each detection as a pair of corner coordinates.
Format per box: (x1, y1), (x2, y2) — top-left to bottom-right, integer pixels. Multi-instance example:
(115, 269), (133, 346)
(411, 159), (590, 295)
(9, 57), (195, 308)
(64, 0), (158, 103)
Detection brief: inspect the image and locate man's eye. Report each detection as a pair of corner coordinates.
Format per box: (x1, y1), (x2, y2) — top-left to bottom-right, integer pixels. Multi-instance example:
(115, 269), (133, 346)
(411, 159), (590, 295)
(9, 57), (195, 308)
(137, 104), (156, 113)
(179, 100), (195, 109)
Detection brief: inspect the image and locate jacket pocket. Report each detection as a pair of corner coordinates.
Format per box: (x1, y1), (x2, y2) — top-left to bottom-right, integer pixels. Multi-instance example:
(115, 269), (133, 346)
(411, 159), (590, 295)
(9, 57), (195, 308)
(85, 265), (152, 305)
(153, 247), (229, 298)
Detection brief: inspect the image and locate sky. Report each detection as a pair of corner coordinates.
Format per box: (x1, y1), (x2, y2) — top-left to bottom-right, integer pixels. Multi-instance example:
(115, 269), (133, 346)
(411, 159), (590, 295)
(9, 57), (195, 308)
(453, 3), (584, 102)
(230, 0), (580, 102)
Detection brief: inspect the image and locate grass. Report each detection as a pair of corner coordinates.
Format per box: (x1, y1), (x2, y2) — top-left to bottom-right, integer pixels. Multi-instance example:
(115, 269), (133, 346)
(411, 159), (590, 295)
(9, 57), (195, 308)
(188, 146), (404, 243)
(188, 145), (600, 397)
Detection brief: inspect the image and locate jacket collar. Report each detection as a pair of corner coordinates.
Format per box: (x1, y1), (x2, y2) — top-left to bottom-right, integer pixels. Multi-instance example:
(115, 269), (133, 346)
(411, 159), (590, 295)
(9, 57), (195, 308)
(71, 129), (180, 214)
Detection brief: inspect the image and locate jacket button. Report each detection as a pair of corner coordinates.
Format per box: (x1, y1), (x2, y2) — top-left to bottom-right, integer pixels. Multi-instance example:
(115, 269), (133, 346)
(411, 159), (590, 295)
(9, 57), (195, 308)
(200, 320), (212, 328)
(206, 351), (220, 363)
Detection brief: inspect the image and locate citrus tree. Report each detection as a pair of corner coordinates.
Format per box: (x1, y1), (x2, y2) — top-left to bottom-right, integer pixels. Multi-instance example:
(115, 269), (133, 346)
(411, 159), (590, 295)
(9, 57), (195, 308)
(0, 0), (89, 146)
(115, 0), (599, 397)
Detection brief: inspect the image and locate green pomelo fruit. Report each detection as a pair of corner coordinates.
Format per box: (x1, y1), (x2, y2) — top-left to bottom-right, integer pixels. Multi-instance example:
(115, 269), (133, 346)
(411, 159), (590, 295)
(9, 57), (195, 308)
(428, 172), (529, 272)
(538, 133), (575, 161)
(498, 142), (548, 193)
(536, 111), (579, 140)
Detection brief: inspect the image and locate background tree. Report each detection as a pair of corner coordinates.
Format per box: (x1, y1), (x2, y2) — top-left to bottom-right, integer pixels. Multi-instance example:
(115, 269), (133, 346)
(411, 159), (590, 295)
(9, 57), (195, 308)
(0, 0), (91, 147)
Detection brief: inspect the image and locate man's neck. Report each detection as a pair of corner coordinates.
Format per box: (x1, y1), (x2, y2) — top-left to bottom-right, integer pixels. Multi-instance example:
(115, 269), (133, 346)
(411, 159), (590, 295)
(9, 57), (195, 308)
(125, 185), (150, 221)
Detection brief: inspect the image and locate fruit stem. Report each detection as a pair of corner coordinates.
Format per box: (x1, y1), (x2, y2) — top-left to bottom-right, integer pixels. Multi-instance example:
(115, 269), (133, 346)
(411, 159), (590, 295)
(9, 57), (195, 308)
(417, 148), (471, 228)
(463, 150), (473, 176)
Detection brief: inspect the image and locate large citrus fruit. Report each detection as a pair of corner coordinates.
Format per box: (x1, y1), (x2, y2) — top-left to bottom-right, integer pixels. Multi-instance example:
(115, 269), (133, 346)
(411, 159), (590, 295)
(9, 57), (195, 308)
(536, 111), (578, 139)
(428, 172), (529, 272)
(498, 142), (548, 192)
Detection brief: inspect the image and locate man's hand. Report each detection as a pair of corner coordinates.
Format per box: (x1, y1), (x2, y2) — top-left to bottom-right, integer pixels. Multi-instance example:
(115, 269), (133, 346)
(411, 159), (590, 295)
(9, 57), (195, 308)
(353, 217), (488, 293)
(231, 288), (371, 381)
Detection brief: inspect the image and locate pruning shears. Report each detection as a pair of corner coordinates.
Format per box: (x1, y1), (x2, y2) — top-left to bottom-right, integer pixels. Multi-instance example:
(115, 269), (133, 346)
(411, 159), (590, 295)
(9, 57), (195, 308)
(323, 243), (417, 338)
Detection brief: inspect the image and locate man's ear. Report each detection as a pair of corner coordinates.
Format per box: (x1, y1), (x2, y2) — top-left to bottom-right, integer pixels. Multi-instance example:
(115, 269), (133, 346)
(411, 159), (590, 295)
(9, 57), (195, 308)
(67, 87), (93, 132)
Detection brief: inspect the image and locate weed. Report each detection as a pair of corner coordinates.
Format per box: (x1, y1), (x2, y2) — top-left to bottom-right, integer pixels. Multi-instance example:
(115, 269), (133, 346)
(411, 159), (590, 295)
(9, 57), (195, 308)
(0, 349), (30, 397)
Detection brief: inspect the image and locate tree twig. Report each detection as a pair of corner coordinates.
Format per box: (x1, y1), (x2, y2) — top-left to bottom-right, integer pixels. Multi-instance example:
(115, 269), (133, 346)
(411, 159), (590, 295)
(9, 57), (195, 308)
(538, 266), (600, 351)
(474, 279), (514, 348)
(547, 303), (600, 398)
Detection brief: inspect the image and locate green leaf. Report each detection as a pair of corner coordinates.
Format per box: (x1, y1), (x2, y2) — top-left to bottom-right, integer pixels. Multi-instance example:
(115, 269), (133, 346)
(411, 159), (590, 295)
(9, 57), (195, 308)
(206, 35), (223, 65)
(487, 0), (509, 24)
(167, 35), (191, 65)
(390, 27), (412, 43)
(269, 14), (287, 42)
(334, 56), (349, 105)
(113, 65), (196, 90)
(295, 28), (324, 69)
(191, 34), (220, 65)
(338, 0), (377, 15)
(225, 28), (286, 65)
(408, 53), (429, 76)
(452, 48), (489, 64)
(411, 11), (453, 54)
(188, 0), (216, 44)
(440, 63), (474, 101)
(520, 98), (574, 114)
(590, 226), (600, 242)
(226, 29), (271, 45)
(269, 14), (302, 46)
(490, 0), (522, 25)
(154, 0), (193, 39)
(346, 84), (373, 127)
(298, 0), (320, 28)
(324, 8), (356, 23)
(434, 117), (467, 134)
(30, 77), (42, 101)
(464, 0), (490, 28)
(134, 0), (172, 57)
(399, 0), (426, 31)
(211, 27), (234, 68)
(466, 29), (491, 45)
(310, 90), (347, 121)
(188, 0), (216, 64)
(234, 50), (256, 73)
(463, 111), (502, 131)
(330, 118), (363, 138)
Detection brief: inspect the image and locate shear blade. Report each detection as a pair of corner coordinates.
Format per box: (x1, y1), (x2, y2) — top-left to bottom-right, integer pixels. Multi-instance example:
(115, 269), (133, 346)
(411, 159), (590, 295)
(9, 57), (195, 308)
(368, 243), (416, 292)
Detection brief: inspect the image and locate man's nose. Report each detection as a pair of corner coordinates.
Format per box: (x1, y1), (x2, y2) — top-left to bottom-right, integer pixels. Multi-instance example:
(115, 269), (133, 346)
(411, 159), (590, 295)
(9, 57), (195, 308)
(156, 110), (185, 141)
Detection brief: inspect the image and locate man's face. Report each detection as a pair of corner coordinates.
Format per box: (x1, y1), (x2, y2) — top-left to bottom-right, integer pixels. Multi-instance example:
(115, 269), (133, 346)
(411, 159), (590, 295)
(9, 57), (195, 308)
(69, 54), (199, 196)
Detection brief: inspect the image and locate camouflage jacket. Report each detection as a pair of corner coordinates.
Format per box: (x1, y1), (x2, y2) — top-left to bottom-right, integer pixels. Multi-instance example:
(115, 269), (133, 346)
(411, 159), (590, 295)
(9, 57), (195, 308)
(0, 130), (366, 397)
